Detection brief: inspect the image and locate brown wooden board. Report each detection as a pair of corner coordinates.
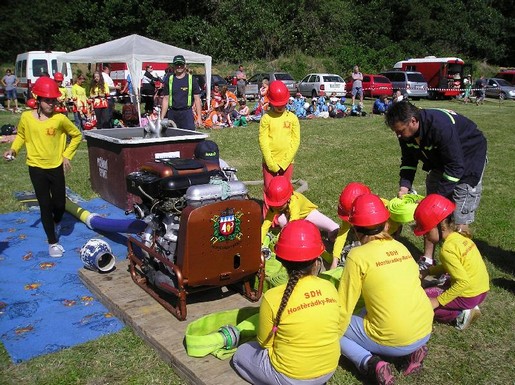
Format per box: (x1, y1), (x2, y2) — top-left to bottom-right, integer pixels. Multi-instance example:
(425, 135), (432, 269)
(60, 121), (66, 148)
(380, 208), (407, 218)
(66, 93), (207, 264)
(79, 264), (258, 385)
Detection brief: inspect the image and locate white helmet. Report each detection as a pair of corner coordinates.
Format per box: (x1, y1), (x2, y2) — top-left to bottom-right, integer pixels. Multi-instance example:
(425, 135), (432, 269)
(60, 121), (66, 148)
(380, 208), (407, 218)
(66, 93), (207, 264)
(304, 102), (310, 110)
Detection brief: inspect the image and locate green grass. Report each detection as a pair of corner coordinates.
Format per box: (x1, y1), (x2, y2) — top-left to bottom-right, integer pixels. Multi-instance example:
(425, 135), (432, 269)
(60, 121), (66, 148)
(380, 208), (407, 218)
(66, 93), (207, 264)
(0, 98), (514, 384)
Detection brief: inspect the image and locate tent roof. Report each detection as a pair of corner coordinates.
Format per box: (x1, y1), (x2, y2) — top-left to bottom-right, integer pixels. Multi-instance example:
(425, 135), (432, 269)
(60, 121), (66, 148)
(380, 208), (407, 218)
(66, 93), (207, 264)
(57, 34), (211, 64)
(58, 34), (212, 125)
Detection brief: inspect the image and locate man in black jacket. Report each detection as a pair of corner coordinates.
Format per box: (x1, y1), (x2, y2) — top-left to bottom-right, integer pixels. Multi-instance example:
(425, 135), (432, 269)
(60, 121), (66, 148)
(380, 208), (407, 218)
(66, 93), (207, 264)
(385, 102), (487, 267)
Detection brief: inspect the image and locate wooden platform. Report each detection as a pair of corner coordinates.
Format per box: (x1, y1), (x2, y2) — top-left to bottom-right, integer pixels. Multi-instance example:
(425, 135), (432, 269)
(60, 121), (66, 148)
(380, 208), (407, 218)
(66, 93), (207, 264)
(80, 264), (258, 385)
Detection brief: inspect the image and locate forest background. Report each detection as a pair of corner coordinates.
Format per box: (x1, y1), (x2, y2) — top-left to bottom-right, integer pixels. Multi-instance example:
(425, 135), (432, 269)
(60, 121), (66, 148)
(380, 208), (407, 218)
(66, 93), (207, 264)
(1, 0), (514, 78)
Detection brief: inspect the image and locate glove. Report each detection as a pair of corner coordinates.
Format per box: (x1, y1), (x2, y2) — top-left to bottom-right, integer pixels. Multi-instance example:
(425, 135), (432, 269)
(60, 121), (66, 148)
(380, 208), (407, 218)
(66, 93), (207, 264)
(160, 118), (169, 128)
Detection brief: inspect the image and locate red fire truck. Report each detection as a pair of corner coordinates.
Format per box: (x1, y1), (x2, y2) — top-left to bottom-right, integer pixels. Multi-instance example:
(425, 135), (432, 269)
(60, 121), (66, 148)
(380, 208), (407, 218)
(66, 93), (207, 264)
(393, 56), (471, 99)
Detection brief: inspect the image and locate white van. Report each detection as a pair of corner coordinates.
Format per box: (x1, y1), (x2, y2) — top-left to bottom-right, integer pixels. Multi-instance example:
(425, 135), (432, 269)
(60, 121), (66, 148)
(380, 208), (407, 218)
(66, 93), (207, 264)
(15, 51), (72, 102)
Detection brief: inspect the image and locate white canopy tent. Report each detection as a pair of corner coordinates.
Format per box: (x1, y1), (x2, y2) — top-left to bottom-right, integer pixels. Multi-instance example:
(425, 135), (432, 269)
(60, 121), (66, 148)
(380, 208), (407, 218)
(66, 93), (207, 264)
(57, 34), (212, 121)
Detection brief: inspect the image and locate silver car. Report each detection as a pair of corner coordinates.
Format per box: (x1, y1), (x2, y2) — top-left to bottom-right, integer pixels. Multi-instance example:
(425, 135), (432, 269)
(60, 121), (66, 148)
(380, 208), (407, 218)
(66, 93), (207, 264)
(484, 78), (515, 100)
(245, 72), (297, 99)
(297, 73), (346, 98)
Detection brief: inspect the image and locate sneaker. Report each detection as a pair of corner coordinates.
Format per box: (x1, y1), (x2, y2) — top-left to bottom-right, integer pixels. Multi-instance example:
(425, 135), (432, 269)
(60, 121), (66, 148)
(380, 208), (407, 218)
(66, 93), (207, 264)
(418, 256), (434, 271)
(49, 243), (65, 258)
(402, 345), (428, 376)
(366, 355), (395, 385)
(455, 306), (481, 330)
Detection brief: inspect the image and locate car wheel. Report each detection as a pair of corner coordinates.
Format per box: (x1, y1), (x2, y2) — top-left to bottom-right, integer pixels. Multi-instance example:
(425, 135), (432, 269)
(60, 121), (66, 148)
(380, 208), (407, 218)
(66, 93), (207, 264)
(499, 92), (506, 100)
(312, 90), (318, 98)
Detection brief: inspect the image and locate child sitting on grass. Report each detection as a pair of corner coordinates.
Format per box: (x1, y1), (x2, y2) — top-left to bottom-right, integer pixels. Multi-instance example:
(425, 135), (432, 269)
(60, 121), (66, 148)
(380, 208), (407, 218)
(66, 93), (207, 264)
(413, 194), (490, 330)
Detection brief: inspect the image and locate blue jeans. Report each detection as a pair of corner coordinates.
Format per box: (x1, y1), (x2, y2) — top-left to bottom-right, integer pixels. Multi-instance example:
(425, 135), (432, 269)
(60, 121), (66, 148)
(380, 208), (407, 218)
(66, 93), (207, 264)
(340, 314), (430, 371)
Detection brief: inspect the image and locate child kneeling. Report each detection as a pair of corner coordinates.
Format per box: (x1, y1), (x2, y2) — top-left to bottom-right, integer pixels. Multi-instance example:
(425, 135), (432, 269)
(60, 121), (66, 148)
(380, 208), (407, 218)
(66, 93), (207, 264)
(413, 194), (490, 330)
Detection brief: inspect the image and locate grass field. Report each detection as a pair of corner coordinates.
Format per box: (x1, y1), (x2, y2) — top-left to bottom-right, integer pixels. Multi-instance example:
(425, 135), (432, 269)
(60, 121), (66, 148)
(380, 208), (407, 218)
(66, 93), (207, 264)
(0, 98), (514, 384)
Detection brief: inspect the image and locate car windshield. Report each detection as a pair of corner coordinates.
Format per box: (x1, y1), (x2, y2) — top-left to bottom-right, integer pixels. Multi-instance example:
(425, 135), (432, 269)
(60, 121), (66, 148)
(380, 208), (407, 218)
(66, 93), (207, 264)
(275, 73), (294, 81)
(323, 75), (344, 82)
(407, 73), (426, 82)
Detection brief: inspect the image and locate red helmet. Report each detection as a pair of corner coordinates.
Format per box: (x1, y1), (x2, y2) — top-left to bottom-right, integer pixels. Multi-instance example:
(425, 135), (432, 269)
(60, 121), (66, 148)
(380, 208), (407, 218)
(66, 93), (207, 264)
(32, 77), (61, 98)
(264, 176), (293, 207)
(349, 193), (390, 227)
(413, 194), (456, 236)
(338, 182), (371, 221)
(268, 81), (290, 107)
(26, 98), (37, 109)
(274, 220), (325, 262)
(53, 72), (64, 82)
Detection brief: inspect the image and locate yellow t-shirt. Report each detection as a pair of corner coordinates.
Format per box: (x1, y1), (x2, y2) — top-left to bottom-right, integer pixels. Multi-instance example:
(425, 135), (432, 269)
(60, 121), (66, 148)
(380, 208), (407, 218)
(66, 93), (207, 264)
(338, 239), (433, 346)
(11, 111), (82, 168)
(72, 83), (88, 108)
(258, 275), (345, 379)
(259, 109), (300, 172)
(261, 191), (318, 243)
(429, 232), (490, 305)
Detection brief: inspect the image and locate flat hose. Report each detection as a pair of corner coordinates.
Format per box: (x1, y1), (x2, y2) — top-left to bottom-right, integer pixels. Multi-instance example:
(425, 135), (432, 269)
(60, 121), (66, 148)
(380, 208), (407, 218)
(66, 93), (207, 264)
(387, 194), (425, 224)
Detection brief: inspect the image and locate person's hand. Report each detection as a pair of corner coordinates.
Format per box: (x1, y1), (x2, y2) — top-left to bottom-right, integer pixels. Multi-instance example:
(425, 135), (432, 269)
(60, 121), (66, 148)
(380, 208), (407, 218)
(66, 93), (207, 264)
(430, 297), (440, 309)
(3, 149), (16, 161)
(62, 157), (71, 174)
(398, 186), (409, 198)
(196, 117), (203, 127)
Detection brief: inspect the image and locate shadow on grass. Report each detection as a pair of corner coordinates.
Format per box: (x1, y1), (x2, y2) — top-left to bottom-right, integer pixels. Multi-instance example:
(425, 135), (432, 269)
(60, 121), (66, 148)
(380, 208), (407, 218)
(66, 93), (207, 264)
(475, 239), (515, 275)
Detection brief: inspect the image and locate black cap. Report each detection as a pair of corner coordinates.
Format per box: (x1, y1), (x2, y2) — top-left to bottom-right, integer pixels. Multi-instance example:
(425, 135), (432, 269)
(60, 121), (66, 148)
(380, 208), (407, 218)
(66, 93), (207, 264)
(172, 55), (186, 65)
(194, 140), (219, 164)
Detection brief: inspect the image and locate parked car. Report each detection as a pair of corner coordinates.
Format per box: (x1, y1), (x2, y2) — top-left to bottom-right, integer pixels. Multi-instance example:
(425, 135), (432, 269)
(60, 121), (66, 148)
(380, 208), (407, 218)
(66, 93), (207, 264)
(192, 74), (236, 101)
(297, 73), (346, 98)
(380, 70), (429, 99)
(244, 72), (296, 99)
(494, 69), (515, 85)
(484, 78), (515, 100)
(345, 74), (393, 98)
(0, 84), (5, 109)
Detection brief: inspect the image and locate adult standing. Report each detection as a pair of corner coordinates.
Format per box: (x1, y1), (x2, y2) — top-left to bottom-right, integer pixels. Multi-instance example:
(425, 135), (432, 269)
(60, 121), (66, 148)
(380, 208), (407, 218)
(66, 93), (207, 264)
(101, 63), (119, 127)
(3, 77), (82, 258)
(235, 64), (247, 101)
(385, 101), (487, 268)
(338, 194), (433, 385)
(351, 65), (364, 106)
(160, 55), (202, 131)
(141, 65), (160, 114)
(474, 75), (486, 105)
(2, 69), (20, 113)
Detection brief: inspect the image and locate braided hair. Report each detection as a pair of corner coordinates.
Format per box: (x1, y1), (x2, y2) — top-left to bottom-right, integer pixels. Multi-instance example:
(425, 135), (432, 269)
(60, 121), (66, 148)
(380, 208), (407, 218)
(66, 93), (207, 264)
(263, 259), (316, 344)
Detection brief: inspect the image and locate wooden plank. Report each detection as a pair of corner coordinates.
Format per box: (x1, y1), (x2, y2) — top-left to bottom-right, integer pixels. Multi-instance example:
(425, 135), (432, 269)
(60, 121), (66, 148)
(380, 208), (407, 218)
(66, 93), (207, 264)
(79, 263), (255, 385)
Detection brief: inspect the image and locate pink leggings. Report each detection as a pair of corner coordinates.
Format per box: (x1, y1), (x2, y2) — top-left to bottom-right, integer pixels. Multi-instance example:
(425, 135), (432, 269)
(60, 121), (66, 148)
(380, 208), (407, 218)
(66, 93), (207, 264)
(276, 209), (339, 234)
(425, 287), (487, 323)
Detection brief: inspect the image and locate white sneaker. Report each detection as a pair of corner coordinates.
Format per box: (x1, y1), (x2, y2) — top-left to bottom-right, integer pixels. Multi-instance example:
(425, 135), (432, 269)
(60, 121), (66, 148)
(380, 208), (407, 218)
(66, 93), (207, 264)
(455, 306), (481, 330)
(49, 243), (65, 258)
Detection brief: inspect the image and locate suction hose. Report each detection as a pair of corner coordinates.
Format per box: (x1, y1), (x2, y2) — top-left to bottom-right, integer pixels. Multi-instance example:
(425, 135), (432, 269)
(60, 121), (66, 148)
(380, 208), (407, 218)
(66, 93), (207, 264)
(65, 197), (146, 234)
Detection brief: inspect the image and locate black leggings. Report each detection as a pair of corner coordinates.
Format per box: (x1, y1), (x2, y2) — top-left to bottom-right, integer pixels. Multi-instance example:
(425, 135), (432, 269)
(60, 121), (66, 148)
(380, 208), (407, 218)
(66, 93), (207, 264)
(28, 165), (66, 244)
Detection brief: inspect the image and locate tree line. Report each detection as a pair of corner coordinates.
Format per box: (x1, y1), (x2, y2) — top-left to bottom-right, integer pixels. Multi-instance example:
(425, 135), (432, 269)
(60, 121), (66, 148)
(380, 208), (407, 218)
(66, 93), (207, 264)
(1, 0), (513, 74)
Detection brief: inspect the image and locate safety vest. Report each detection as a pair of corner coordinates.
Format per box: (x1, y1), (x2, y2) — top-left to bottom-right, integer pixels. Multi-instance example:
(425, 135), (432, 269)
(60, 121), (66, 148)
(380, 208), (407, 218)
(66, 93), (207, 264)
(168, 74), (193, 108)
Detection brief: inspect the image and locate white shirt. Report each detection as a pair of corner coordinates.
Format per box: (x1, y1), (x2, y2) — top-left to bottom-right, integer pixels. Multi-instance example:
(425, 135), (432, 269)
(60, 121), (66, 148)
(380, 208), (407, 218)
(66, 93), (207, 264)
(102, 72), (116, 95)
